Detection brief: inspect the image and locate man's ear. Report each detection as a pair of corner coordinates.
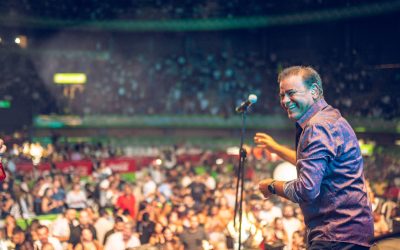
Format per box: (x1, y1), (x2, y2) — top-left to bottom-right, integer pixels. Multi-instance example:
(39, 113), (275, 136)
(310, 84), (319, 99)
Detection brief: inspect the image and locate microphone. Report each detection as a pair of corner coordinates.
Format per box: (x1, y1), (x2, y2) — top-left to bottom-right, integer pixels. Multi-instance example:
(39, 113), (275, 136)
(235, 94), (257, 113)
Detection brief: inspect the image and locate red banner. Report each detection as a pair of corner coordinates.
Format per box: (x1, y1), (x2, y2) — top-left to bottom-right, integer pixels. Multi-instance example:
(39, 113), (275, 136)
(16, 161), (51, 173)
(103, 158), (136, 173)
(54, 161), (93, 175)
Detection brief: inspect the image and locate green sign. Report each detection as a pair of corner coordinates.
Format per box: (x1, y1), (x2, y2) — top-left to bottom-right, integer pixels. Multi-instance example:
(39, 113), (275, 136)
(0, 100), (11, 108)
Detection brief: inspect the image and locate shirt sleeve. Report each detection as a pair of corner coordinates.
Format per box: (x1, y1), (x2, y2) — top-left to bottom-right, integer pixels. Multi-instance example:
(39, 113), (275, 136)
(284, 123), (336, 203)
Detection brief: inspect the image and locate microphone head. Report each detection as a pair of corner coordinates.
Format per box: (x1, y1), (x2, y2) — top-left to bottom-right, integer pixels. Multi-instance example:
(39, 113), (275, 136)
(249, 94), (257, 104)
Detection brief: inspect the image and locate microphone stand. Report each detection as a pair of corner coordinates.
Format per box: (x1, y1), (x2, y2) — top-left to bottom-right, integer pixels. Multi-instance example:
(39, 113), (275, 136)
(233, 108), (248, 250)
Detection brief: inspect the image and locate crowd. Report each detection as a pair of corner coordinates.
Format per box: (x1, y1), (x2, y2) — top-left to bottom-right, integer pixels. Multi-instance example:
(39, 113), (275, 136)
(1, 28), (399, 122)
(0, 140), (399, 250)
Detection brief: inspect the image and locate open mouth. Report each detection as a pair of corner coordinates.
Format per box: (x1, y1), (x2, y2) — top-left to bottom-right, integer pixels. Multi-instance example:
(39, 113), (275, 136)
(286, 104), (297, 111)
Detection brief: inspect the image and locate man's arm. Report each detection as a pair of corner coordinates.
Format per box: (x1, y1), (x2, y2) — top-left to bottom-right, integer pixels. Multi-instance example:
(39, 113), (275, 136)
(254, 133), (296, 165)
(258, 124), (336, 203)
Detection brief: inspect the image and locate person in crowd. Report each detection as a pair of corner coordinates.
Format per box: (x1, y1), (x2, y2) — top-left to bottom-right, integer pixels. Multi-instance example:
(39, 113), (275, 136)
(34, 225), (63, 250)
(74, 228), (103, 250)
(11, 227), (34, 250)
(373, 211), (389, 236)
(41, 188), (63, 215)
(292, 230), (306, 250)
(1, 188), (14, 219)
(166, 211), (183, 235)
(3, 215), (17, 240)
(115, 184), (136, 220)
(257, 198), (282, 226)
(160, 227), (183, 250)
(281, 204), (302, 250)
(136, 212), (155, 244)
(102, 216), (124, 245)
(180, 214), (208, 250)
(94, 208), (114, 245)
(68, 210), (97, 247)
(255, 66), (373, 249)
(148, 223), (165, 246)
(0, 229), (10, 250)
(66, 183), (87, 210)
(51, 179), (66, 212)
(51, 208), (77, 244)
(272, 217), (288, 247)
(204, 206), (226, 249)
(104, 222), (140, 250)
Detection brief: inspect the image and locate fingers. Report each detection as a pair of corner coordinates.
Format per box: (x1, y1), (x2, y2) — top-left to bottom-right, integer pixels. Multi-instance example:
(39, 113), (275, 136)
(255, 133), (271, 138)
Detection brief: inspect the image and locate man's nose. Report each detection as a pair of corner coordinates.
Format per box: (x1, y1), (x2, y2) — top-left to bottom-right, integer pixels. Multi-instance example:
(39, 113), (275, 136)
(281, 94), (290, 105)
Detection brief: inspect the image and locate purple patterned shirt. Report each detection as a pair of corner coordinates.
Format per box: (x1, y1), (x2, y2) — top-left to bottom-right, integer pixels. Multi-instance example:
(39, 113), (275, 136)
(284, 99), (374, 247)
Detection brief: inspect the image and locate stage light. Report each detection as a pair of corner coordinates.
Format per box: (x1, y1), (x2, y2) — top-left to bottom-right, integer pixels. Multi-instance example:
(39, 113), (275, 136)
(14, 35), (28, 48)
(155, 159), (162, 165)
(54, 73), (87, 84)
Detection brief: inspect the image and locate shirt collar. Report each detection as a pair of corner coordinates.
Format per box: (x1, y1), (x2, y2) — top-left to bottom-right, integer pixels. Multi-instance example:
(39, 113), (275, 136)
(296, 99), (328, 129)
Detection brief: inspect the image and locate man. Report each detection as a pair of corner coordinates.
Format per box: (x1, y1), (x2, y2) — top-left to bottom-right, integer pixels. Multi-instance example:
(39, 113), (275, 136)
(102, 216), (125, 245)
(115, 184), (136, 219)
(12, 227), (34, 250)
(68, 209), (97, 247)
(94, 208), (114, 245)
(51, 209), (77, 244)
(34, 225), (63, 250)
(281, 205), (302, 250)
(258, 198), (282, 226)
(104, 221), (141, 250)
(254, 66), (373, 249)
(180, 214), (208, 250)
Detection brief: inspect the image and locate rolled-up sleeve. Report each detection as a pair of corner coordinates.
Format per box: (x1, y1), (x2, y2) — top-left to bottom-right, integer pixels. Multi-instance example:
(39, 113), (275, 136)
(284, 123), (336, 203)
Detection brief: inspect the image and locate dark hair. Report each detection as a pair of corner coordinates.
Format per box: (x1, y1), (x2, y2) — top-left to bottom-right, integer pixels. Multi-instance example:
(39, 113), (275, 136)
(37, 225), (49, 232)
(142, 212), (150, 222)
(115, 216), (124, 223)
(98, 208), (107, 217)
(12, 226), (24, 234)
(278, 66), (323, 98)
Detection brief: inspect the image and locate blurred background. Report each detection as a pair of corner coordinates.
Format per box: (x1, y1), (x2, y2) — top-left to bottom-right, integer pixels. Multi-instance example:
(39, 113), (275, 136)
(0, 1), (399, 250)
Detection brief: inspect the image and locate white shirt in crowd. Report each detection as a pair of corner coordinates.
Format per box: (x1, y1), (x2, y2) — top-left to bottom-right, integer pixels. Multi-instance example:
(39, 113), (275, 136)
(142, 179), (157, 198)
(94, 216), (114, 245)
(34, 237), (63, 250)
(258, 206), (283, 225)
(66, 190), (87, 209)
(104, 232), (140, 250)
(50, 216), (71, 239)
(282, 217), (302, 250)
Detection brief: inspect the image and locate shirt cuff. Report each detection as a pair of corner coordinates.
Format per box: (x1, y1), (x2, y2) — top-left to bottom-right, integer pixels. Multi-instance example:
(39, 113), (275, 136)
(284, 180), (302, 203)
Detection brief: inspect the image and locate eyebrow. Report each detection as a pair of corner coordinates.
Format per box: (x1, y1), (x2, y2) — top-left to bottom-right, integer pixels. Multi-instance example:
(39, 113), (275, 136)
(279, 89), (296, 95)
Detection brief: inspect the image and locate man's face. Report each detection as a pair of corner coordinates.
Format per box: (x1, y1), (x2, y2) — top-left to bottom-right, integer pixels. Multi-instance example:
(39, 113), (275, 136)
(279, 75), (315, 121)
(79, 211), (90, 226)
(12, 232), (24, 244)
(189, 216), (199, 230)
(115, 221), (124, 232)
(37, 228), (49, 244)
(283, 206), (294, 218)
(122, 224), (132, 240)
